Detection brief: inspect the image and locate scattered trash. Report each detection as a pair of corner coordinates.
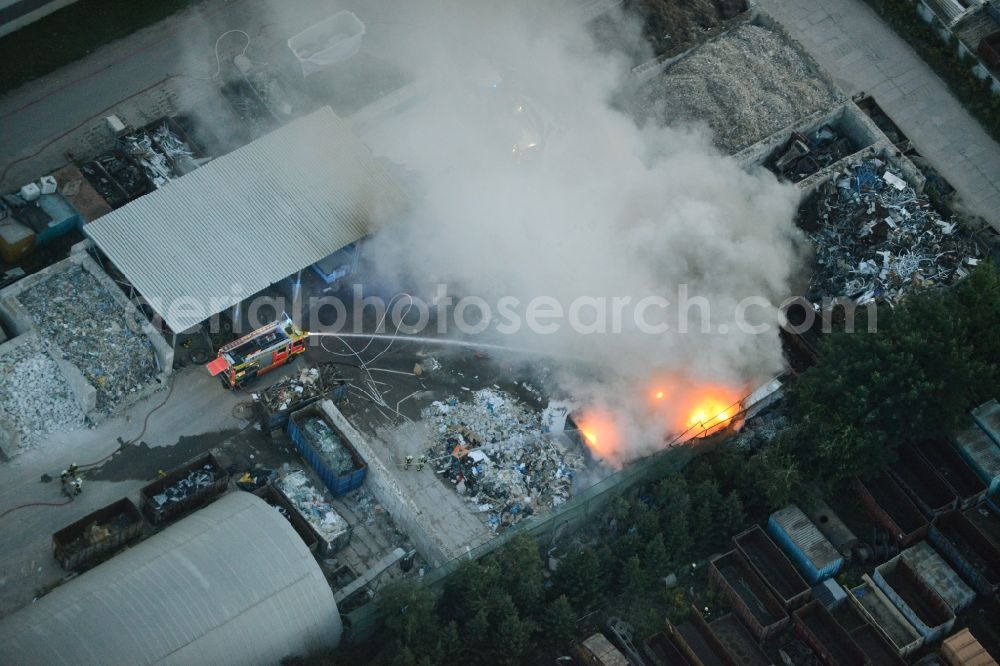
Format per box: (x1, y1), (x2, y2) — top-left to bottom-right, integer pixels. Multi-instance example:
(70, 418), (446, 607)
(422, 390), (585, 533)
(799, 158), (982, 305)
(277, 470), (351, 550)
(632, 25), (839, 153)
(255, 362), (344, 416)
(17, 264), (159, 414)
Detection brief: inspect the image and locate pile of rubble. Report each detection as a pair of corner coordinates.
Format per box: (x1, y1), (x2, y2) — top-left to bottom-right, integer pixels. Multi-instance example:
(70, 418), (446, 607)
(800, 158), (983, 304)
(255, 363), (343, 414)
(767, 125), (857, 183)
(150, 122), (198, 174)
(277, 470), (351, 546)
(422, 390), (585, 533)
(632, 24), (838, 153)
(0, 342), (85, 448)
(149, 465), (219, 510)
(301, 416), (357, 476)
(18, 264), (159, 414)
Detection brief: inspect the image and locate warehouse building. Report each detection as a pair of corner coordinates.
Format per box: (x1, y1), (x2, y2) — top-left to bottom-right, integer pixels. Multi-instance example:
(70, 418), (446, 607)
(84, 105), (408, 336)
(0, 492), (342, 665)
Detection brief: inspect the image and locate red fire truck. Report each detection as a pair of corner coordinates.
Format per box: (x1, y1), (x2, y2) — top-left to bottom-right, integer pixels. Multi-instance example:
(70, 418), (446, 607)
(206, 314), (308, 389)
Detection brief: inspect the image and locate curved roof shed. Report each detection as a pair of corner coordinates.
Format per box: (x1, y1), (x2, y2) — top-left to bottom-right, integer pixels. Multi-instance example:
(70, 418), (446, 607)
(0, 492), (341, 665)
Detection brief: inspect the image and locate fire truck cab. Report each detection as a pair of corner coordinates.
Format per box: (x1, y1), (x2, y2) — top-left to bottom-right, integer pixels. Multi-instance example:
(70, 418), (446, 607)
(206, 314), (307, 389)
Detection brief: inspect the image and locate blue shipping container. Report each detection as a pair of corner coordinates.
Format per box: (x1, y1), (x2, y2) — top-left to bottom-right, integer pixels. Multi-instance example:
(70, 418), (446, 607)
(768, 505), (843, 585)
(287, 403), (366, 498)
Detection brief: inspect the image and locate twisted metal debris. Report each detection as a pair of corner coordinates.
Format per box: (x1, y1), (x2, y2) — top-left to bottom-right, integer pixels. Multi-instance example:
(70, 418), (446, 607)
(802, 158), (982, 305)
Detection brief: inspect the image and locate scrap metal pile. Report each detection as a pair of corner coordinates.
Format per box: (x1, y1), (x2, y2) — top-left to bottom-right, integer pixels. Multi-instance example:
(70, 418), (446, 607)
(119, 129), (176, 188)
(254, 363), (343, 414)
(801, 158), (983, 305)
(631, 24), (839, 153)
(423, 389), (585, 533)
(0, 341), (84, 448)
(301, 416), (357, 476)
(277, 470), (350, 544)
(18, 264), (159, 414)
(767, 124), (857, 183)
(149, 464), (219, 510)
(81, 151), (152, 208)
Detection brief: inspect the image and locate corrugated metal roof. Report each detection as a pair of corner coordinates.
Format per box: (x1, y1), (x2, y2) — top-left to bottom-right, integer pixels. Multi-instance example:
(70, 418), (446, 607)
(85, 106), (407, 332)
(771, 504), (841, 571)
(0, 492), (341, 665)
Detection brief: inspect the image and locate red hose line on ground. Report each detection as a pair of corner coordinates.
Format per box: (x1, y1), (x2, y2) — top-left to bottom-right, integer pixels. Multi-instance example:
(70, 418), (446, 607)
(0, 379), (177, 520)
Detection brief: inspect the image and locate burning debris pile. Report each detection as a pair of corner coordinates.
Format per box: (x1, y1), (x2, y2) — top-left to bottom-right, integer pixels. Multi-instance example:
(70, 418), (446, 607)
(767, 125), (857, 183)
(801, 158), (983, 304)
(422, 390), (585, 533)
(18, 264), (159, 414)
(277, 470), (351, 547)
(0, 341), (85, 448)
(632, 24), (838, 153)
(254, 363), (344, 416)
(148, 465), (220, 510)
(301, 416), (357, 476)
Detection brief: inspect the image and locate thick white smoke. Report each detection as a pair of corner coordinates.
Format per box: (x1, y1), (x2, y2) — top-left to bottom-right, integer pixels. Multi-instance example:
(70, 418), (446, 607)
(204, 0), (804, 457)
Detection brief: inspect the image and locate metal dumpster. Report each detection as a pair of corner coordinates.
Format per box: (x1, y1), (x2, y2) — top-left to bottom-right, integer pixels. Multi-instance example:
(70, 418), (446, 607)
(287, 403), (366, 498)
(139, 454), (229, 525)
(251, 484), (320, 553)
(52, 497), (144, 571)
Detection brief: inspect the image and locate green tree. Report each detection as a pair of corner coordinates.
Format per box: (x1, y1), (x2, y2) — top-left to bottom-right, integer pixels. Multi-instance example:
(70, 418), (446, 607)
(377, 582), (440, 657)
(554, 547), (602, 610)
(540, 595), (578, 656)
(788, 288), (980, 488)
(488, 593), (537, 666)
(495, 533), (544, 613)
(643, 532), (670, 578)
(717, 491), (747, 542)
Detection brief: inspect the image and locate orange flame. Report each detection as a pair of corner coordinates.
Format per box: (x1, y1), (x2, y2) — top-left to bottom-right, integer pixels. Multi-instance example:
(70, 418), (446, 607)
(576, 380), (742, 462)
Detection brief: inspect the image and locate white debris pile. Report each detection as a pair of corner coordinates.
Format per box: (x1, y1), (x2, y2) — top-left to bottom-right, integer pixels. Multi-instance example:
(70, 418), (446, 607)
(423, 389), (541, 448)
(0, 343), (85, 447)
(423, 390), (585, 533)
(801, 158), (983, 304)
(631, 24), (838, 153)
(18, 264), (158, 414)
(277, 470), (351, 546)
